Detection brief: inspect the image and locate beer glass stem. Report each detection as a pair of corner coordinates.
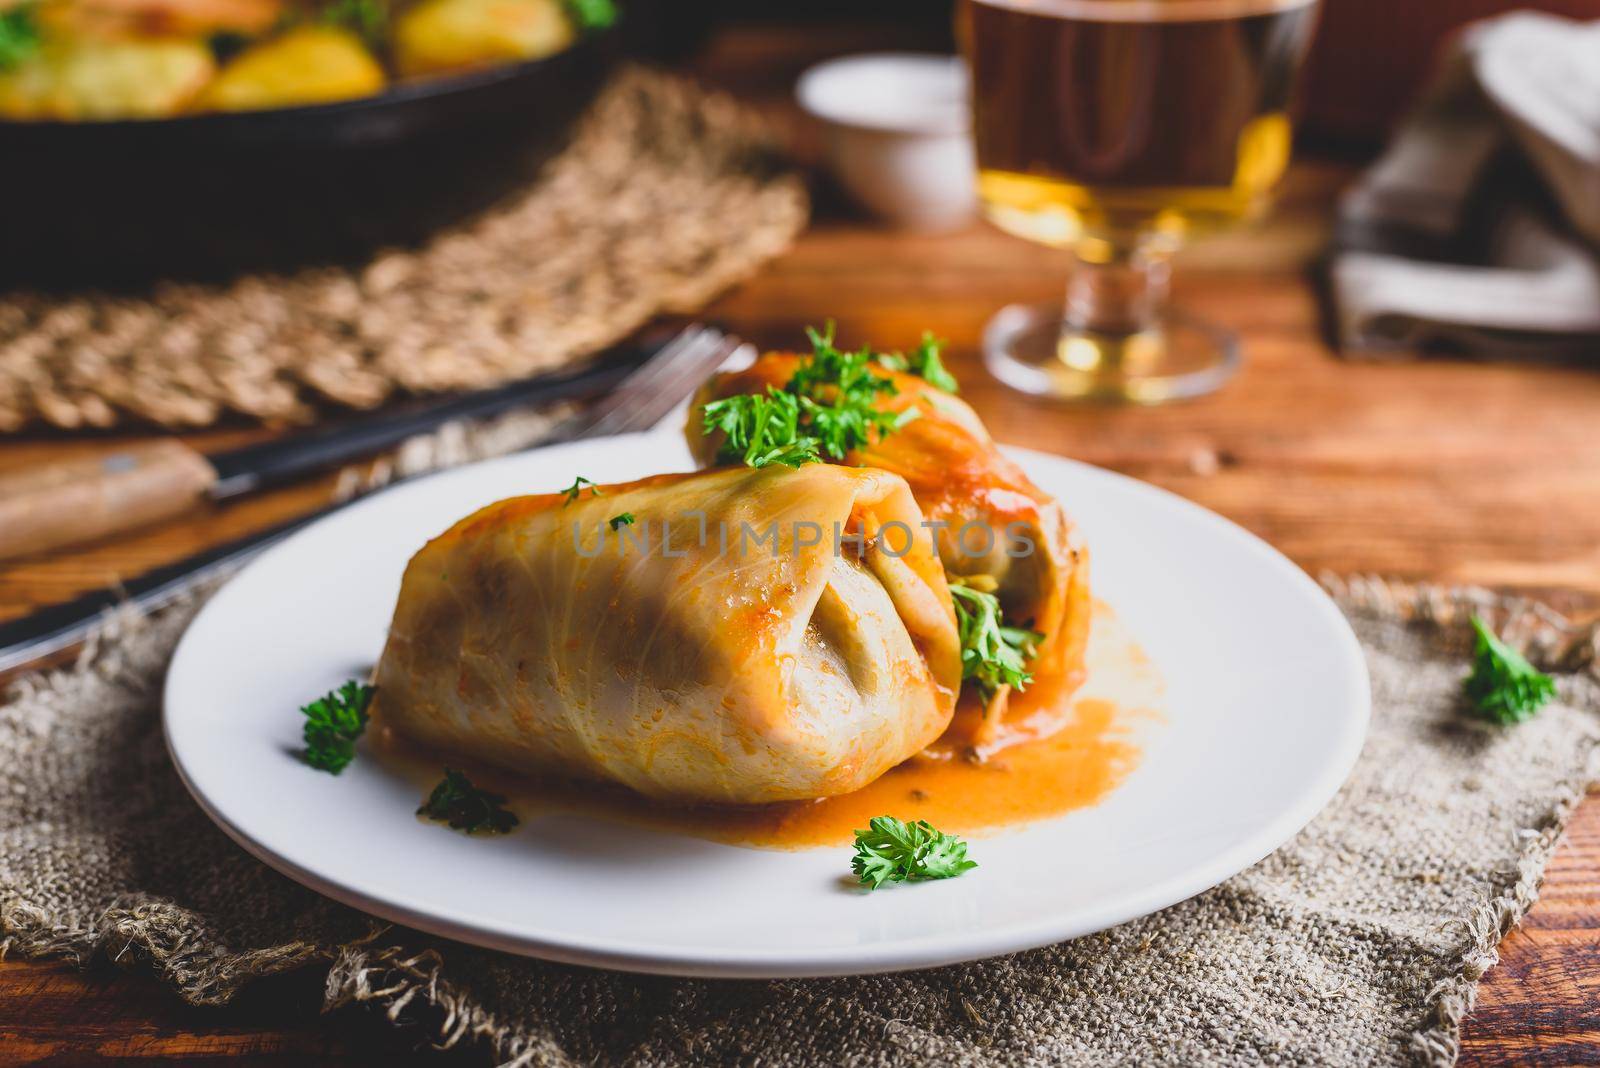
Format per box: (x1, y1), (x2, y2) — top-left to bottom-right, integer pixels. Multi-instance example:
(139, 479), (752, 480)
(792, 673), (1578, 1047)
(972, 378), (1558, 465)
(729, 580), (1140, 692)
(1060, 238), (1172, 357)
(983, 234), (1240, 402)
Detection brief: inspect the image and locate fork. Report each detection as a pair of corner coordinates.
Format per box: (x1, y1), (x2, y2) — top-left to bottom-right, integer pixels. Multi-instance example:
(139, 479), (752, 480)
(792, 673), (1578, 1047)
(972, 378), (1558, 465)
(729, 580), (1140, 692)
(550, 324), (746, 441)
(0, 324), (744, 675)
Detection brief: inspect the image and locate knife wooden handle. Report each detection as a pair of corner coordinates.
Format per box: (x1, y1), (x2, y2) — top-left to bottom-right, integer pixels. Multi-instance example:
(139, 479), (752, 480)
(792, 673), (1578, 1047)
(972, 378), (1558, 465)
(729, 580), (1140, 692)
(0, 442), (218, 562)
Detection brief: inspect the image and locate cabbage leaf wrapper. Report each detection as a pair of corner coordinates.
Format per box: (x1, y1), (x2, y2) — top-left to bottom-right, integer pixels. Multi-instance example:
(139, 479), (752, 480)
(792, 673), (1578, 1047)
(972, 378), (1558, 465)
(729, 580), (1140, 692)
(688, 353), (1091, 719)
(373, 464), (962, 804)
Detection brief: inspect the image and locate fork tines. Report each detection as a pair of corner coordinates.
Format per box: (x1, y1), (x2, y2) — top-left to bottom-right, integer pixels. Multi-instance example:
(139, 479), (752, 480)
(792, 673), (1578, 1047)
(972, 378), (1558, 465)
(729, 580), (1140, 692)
(569, 325), (746, 441)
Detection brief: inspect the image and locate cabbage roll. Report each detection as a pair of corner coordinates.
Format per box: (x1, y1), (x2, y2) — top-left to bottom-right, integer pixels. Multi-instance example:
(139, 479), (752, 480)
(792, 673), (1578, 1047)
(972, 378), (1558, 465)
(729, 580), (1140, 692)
(689, 353), (1090, 714)
(373, 464), (961, 804)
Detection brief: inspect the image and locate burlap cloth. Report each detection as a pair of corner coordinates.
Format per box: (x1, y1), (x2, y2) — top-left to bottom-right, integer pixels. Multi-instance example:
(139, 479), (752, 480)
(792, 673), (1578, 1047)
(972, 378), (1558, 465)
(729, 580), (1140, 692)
(2, 573), (1598, 1066)
(0, 67), (807, 431)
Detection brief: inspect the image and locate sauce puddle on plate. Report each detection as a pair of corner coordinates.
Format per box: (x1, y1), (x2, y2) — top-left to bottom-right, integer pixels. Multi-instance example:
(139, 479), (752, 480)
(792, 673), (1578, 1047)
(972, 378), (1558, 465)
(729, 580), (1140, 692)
(373, 600), (1161, 848)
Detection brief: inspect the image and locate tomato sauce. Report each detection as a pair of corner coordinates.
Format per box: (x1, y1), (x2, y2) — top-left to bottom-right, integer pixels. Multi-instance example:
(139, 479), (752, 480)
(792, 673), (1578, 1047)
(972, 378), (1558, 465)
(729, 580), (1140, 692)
(374, 600), (1160, 848)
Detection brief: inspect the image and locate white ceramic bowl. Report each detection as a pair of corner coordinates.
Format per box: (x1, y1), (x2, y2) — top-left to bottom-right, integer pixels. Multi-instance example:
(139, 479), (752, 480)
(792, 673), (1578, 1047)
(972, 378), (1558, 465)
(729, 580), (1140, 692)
(796, 53), (976, 232)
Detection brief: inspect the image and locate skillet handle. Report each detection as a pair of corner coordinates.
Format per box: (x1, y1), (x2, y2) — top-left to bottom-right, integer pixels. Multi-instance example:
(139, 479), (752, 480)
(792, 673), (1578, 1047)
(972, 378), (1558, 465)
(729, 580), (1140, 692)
(0, 442), (218, 562)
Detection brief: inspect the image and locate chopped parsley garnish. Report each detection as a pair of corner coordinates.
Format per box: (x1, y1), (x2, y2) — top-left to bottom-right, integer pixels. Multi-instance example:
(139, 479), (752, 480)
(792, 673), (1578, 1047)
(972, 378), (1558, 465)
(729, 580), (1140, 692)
(417, 769), (519, 834)
(0, 3), (42, 73)
(908, 332), (959, 393)
(851, 816), (976, 889)
(562, 0), (618, 31)
(560, 475), (602, 504)
(702, 323), (919, 469)
(701, 388), (821, 469)
(788, 324), (895, 399)
(875, 353), (909, 372)
(317, 0), (388, 48)
(882, 332), (960, 393)
(300, 680), (374, 774)
(1464, 615), (1555, 724)
(950, 580), (1039, 702)
(608, 512), (636, 530)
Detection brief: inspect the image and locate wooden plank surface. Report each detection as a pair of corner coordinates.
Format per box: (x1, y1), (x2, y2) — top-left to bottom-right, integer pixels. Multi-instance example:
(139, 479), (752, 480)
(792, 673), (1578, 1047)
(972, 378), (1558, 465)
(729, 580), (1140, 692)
(3, 23), (1599, 1067)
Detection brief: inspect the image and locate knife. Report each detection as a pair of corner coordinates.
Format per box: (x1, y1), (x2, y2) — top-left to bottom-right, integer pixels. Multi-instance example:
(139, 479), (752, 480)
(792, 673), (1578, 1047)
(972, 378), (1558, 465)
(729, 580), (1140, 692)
(0, 346), (642, 563)
(0, 324), (738, 675)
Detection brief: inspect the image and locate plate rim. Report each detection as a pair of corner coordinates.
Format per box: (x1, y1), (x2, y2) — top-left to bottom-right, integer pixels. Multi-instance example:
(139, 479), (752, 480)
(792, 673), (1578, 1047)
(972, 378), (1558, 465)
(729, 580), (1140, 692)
(164, 435), (1371, 978)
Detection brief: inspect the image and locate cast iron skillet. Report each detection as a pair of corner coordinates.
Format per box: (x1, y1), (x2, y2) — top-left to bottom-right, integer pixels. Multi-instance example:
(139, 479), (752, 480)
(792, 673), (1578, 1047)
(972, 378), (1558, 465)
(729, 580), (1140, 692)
(0, 29), (616, 286)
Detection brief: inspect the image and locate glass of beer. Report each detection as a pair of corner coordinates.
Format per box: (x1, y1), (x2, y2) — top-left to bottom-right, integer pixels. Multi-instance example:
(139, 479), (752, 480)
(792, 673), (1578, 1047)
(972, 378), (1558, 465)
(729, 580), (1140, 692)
(959, 0), (1320, 402)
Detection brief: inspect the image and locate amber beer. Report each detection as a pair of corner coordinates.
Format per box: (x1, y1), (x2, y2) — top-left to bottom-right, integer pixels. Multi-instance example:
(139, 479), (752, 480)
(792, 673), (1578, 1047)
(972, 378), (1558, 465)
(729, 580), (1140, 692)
(961, 0), (1319, 247)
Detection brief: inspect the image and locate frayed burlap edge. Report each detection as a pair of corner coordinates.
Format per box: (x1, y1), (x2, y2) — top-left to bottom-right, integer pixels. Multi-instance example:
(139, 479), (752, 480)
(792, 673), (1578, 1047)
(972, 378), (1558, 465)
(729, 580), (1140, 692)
(0, 585), (334, 1005)
(324, 943), (577, 1068)
(0, 569), (584, 1066)
(4, 572), (1599, 1066)
(0, 401), (573, 1014)
(1320, 573), (1600, 1067)
(0, 897), (341, 1006)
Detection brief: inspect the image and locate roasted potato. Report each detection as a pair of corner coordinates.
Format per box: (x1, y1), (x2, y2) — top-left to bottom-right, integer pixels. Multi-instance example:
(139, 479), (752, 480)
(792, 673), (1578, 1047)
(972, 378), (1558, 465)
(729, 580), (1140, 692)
(393, 0), (573, 78)
(0, 35), (213, 119)
(196, 25), (384, 111)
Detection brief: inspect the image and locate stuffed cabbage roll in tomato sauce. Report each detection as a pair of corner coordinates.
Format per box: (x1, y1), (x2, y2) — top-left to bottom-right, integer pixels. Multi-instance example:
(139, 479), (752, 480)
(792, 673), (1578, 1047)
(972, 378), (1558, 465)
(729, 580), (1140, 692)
(372, 464), (961, 805)
(689, 352), (1091, 730)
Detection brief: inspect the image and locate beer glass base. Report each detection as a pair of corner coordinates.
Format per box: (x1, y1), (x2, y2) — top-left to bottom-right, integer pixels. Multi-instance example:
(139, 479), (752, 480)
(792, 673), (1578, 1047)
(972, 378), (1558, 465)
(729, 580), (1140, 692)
(983, 302), (1241, 404)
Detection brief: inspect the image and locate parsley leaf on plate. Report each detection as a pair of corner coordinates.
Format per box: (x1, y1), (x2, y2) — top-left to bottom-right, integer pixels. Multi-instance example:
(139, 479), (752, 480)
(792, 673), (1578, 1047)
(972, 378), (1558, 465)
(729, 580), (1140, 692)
(851, 816), (977, 889)
(301, 680), (374, 774)
(950, 580), (1039, 703)
(1464, 615), (1555, 724)
(418, 768), (519, 834)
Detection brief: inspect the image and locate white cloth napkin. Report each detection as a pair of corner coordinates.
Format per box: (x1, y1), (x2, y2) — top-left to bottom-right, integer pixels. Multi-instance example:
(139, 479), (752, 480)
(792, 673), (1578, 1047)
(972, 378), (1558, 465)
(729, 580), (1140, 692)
(1332, 12), (1600, 358)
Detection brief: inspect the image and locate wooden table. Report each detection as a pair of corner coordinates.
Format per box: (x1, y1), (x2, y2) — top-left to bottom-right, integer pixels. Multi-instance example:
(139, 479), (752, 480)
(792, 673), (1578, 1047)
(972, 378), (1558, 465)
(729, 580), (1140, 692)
(4, 24), (1599, 1066)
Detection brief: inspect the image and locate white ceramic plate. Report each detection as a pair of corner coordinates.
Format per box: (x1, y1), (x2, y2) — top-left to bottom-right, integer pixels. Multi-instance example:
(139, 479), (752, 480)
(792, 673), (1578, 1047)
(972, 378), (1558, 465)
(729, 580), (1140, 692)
(165, 432), (1369, 978)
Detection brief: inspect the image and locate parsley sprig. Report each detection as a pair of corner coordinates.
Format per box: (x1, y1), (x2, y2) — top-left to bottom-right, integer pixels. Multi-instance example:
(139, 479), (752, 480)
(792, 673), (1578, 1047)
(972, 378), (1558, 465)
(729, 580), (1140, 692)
(702, 324), (919, 469)
(851, 816), (977, 889)
(608, 512), (635, 531)
(300, 681), (374, 774)
(702, 388), (821, 468)
(560, 475), (602, 504)
(1464, 615), (1556, 724)
(563, 0), (618, 31)
(0, 3), (41, 72)
(790, 324), (917, 457)
(418, 769), (519, 834)
(880, 333), (959, 393)
(950, 580), (1040, 702)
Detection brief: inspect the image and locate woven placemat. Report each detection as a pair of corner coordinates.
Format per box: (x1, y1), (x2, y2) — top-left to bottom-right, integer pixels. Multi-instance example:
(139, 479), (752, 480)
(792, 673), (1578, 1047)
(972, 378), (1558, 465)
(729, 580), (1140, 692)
(2, 566), (1597, 1066)
(0, 68), (807, 431)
